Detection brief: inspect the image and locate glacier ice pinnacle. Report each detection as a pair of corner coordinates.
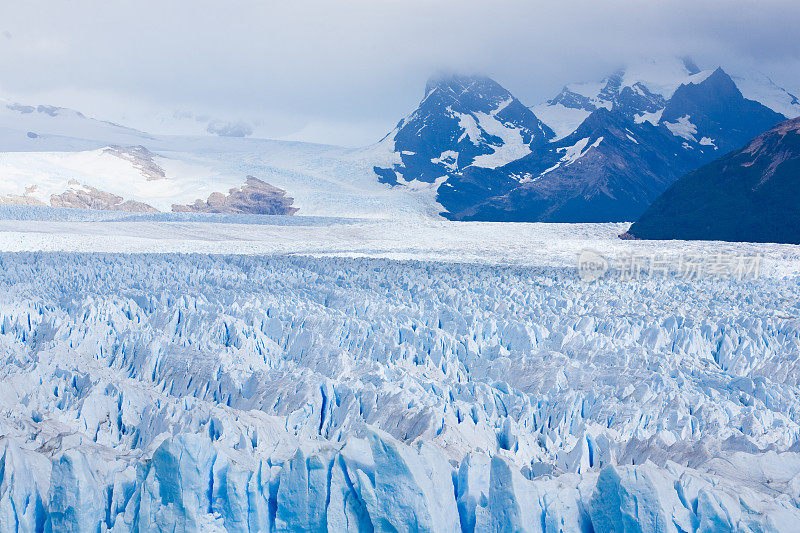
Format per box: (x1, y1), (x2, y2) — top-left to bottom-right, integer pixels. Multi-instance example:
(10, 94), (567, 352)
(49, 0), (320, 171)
(0, 251), (799, 531)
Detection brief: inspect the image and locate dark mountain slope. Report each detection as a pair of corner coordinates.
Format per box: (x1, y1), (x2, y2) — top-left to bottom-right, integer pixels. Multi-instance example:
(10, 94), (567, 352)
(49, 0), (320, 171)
(660, 68), (786, 155)
(443, 109), (699, 222)
(625, 117), (800, 244)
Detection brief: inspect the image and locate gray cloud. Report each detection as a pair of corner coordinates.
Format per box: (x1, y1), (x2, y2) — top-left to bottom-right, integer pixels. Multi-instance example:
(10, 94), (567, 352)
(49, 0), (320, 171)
(1, 0), (799, 146)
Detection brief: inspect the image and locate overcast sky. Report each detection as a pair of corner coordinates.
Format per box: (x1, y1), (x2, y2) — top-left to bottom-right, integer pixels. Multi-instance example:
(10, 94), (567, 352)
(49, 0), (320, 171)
(2, 0), (799, 146)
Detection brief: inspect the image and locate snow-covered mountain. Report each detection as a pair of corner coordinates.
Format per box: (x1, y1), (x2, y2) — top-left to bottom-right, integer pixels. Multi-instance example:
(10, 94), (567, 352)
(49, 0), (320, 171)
(440, 108), (699, 222)
(2, 59), (798, 224)
(532, 57), (800, 139)
(448, 67), (785, 223)
(532, 58), (709, 138)
(374, 59), (794, 222)
(659, 67), (788, 155)
(373, 74), (554, 185)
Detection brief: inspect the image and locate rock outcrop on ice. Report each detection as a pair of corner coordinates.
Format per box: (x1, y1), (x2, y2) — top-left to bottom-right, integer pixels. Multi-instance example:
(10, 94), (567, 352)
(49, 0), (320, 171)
(103, 145), (167, 181)
(48, 181), (159, 212)
(0, 180), (159, 212)
(1, 252), (800, 531)
(172, 176), (298, 215)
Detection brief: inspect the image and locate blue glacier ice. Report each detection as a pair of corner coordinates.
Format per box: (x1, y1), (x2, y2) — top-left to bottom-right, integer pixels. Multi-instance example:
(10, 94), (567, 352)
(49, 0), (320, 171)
(0, 252), (798, 531)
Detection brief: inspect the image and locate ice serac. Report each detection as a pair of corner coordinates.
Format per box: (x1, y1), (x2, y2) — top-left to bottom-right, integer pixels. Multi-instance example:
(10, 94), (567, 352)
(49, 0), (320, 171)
(588, 466), (669, 533)
(136, 434), (220, 531)
(0, 253), (799, 531)
(275, 449), (328, 532)
(0, 440), (49, 533)
(626, 116), (800, 243)
(456, 453), (490, 533)
(47, 450), (107, 533)
(327, 440), (374, 533)
(487, 455), (545, 532)
(365, 428), (460, 532)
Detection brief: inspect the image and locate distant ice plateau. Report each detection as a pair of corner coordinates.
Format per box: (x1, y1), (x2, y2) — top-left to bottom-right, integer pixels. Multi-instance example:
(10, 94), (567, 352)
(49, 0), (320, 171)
(0, 217), (800, 531)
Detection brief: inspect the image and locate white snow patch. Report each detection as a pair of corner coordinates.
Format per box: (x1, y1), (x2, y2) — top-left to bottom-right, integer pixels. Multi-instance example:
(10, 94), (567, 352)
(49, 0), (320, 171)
(684, 69), (715, 87)
(634, 109), (664, 126)
(453, 110), (482, 145)
(559, 137), (591, 164)
(431, 150), (459, 171)
(469, 112), (533, 169)
(539, 136), (603, 177)
(699, 137), (717, 149)
(492, 97), (514, 115)
(589, 136), (603, 149)
(664, 115), (698, 142)
(531, 103), (592, 140)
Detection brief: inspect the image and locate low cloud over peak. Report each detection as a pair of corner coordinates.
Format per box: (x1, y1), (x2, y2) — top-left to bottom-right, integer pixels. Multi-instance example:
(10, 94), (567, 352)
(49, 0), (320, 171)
(2, 0), (799, 146)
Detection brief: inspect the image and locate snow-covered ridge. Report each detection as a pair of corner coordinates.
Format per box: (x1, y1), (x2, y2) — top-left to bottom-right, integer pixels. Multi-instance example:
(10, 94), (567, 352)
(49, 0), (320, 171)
(1, 251), (800, 530)
(529, 103), (592, 140)
(372, 74), (554, 187)
(533, 58), (800, 139)
(0, 97), (153, 149)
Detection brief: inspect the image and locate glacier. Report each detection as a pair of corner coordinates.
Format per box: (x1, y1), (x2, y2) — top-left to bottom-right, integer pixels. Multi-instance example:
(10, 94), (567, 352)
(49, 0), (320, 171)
(1, 250), (799, 531)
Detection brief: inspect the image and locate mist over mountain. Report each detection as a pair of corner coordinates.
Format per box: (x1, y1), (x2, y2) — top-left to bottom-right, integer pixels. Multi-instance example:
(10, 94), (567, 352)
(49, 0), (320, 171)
(3, 1), (800, 145)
